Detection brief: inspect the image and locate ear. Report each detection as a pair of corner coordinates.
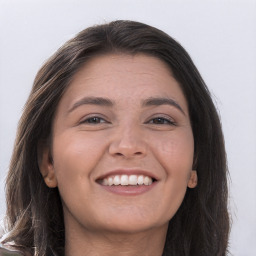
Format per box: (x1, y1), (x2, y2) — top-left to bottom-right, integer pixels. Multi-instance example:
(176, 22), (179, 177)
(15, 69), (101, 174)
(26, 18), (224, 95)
(38, 143), (58, 188)
(187, 170), (197, 188)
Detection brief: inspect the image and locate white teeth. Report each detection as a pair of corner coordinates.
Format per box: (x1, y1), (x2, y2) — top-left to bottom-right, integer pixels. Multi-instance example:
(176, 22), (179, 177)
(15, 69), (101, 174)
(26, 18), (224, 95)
(102, 178), (108, 185)
(137, 175), (144, 185)
(113, 175), (120, 185)
(144, 176), (152, 185)
(101, 174), (153, 186)
(120, 175), (129, 185)
(129, 175), (138, 185)
(108, 177), (113, 185)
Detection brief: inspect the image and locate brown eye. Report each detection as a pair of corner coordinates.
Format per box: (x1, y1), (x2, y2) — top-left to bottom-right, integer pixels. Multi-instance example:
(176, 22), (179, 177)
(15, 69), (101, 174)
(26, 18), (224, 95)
(81, 117), (106, 124)
(149, 117), (175, 125)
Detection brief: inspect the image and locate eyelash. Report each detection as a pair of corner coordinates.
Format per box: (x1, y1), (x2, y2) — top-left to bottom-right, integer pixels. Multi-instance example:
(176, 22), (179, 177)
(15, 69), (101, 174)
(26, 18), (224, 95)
(147, 117), (176, 126)
(80, 116), (108, 124)
(80, 115), (176, 126)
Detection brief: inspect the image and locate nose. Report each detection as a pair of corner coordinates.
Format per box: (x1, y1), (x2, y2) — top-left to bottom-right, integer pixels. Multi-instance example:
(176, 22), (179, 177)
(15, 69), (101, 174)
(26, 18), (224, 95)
(108, 125), (147, 159)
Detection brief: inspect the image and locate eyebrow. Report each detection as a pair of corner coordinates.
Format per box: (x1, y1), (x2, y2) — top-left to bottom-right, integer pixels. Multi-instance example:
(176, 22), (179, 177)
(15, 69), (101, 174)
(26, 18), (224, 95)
(68, 97), (113, 113)
(68, 96), (185, 115)
(142, 97), (185, 115)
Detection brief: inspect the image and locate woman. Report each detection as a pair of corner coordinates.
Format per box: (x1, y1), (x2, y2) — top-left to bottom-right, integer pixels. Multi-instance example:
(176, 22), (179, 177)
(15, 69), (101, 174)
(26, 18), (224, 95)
(0, 20), (230, 256)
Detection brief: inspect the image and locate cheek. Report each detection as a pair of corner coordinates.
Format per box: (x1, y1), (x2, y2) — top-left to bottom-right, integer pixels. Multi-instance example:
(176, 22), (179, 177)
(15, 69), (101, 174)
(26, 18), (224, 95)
(150, 129), (194, 214)
(153, 129), (194, 174)
(51, 132), (105, 184)
(50, 132), (108, 218)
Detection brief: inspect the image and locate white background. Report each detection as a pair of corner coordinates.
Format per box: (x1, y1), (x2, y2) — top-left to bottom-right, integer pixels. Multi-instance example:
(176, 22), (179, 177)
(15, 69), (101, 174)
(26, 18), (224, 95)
(0, 0), (255, 255)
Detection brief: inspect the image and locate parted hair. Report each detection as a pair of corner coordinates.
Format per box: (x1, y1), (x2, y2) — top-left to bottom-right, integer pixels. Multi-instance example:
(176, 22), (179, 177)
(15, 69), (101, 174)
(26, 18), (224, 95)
(2, 20), (230, 256)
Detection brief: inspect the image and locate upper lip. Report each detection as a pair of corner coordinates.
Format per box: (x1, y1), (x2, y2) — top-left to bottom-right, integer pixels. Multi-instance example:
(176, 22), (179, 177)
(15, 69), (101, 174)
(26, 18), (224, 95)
(95, 168), (159, 181)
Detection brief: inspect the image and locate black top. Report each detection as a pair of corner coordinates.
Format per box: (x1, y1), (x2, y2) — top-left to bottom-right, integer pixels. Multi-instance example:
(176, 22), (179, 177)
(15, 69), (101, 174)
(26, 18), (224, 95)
(0, 247), (23, 256)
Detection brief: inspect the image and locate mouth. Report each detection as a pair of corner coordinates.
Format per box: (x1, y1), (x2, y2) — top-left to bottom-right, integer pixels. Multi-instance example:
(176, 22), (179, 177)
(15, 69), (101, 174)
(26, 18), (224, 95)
(96, 169), (159, 196)
(97, 174), (157, 186)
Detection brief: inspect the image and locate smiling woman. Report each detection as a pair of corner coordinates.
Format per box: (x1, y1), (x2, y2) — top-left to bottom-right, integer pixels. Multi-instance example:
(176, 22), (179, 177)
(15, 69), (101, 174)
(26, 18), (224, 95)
(0, 20), (230, 256)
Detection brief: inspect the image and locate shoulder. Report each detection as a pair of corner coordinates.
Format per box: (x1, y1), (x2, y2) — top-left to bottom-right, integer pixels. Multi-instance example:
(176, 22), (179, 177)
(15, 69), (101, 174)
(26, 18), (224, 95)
(0, 224), (31, 256)
(0, 229), (31, 256)
(0, 243), (32, 256)
(0, 246), (25, 256)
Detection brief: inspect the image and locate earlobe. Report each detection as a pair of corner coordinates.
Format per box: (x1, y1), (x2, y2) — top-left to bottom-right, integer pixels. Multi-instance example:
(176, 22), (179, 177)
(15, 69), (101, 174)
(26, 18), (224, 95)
(187, 170), (197, 188)
(38, 144), (58, 188)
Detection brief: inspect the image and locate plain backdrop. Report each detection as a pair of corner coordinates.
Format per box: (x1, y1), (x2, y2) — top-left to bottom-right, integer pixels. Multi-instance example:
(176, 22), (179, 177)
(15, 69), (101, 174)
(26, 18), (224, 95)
(0, 0), (255, 255)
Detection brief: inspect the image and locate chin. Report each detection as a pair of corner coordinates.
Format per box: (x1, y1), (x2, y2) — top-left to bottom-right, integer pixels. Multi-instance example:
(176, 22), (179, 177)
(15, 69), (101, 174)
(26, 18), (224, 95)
(101, 221), (165, 235)
(95, 210), (169, 234)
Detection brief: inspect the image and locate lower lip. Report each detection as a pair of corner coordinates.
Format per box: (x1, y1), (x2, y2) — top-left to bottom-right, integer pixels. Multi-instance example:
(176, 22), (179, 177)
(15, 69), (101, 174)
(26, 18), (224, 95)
(99, 182), (157, 196)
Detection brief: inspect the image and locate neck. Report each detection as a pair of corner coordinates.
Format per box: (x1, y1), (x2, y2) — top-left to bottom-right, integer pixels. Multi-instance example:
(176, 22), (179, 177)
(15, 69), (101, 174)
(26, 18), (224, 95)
(65, 225), (168, 256)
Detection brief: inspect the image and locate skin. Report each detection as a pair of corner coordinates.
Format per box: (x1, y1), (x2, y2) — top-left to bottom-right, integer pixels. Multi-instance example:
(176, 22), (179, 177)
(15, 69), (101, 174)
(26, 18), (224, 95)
(40, 53), (197, 256)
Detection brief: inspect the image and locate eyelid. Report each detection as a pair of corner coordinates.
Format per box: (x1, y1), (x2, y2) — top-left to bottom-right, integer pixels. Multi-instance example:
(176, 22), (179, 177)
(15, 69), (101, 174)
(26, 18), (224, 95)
(145, 114), (176, 125)
(79, 114), (110, 124)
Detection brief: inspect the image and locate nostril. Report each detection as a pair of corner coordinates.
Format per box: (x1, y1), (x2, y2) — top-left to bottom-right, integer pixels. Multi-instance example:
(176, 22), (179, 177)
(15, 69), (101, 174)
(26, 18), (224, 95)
(114, 151), (143, 157)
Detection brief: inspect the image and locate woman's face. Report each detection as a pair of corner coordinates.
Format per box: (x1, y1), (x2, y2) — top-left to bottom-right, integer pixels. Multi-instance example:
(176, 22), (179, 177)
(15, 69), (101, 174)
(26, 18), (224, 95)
(40, 53), (197, 235)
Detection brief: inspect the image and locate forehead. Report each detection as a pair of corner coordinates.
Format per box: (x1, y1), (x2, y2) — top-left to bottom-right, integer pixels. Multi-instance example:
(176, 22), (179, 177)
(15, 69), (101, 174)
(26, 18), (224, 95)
(58, 53), (188, 112)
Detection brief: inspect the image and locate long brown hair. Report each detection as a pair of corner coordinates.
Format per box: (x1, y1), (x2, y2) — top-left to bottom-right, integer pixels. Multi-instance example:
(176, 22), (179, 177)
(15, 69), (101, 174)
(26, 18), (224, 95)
(2, 20), (230, 256)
